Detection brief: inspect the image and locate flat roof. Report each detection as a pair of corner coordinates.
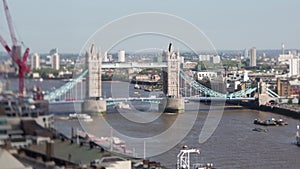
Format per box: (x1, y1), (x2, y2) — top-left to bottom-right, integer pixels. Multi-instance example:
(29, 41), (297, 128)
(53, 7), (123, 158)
(0, 148), (31, 169)
(25, 139), (137, 165)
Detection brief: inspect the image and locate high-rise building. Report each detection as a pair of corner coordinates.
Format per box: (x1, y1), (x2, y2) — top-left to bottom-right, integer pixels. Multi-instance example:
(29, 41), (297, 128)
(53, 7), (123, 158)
(198, 55), (210, 61)
(281, 43), (285, 55)
(288, 58), (300, 77)
(211, 55), (221, 64)
(118, 50), (125, 62)
(103, 51), (109, 62)
(50, 48), (60, 70)
(31, 53), (40, 69)
(278, 51), (298, 65)
(244, 48), (248, 58)
(249, 47), (256, 67)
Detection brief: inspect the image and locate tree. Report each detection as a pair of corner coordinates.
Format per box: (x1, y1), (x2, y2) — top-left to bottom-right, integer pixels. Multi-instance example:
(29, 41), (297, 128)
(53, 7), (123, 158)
(288, 98), (293, 104)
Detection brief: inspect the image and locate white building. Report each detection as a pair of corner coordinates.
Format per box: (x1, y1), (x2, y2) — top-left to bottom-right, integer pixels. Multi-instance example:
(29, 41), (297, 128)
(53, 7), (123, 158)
(30, 53), (40, 69)
(199, 55), (220, 64)
(249, 47), (256, 67)
(278, 50), (298, 65)
(243, 70), (249, 82)
(211, 55), (221, 64)
(118, 50), (125, 62)
(50, 48), (60, 70)
(103, 51), (109, 62)
(244, 48), (248, 58)
(198, 55), (210, 61)
(196, 71), (217, 81)
(288, 58), (300, 77)
(51, 53), (60, 70)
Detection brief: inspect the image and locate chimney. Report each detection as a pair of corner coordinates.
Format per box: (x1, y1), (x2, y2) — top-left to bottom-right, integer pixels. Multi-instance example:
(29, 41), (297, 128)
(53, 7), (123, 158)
(46, 141), (54, 161)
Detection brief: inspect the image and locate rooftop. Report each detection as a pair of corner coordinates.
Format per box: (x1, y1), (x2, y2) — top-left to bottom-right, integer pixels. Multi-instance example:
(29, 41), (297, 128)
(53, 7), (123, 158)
(24, 139), (137, 165)
(0, 148), (31, 169)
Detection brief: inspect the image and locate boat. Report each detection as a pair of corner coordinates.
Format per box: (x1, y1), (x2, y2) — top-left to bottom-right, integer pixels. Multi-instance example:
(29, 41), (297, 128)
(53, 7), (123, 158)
(254, 118), (288, 126)
(252, 127), (268, 132)
(69, 113), (93, 122)
(296, 125), (300, 146)
(177, 145), (215, 169)
(134, 83), (141, 89)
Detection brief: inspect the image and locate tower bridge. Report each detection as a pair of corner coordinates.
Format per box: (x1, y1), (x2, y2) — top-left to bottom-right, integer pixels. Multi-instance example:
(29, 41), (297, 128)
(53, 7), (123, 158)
(45, 43), (278, 114)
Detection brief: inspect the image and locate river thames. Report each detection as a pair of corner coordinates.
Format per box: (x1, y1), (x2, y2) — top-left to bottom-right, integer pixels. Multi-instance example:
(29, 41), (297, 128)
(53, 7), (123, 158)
(55, 81), (300, 169)
(3, 78), (300, 168)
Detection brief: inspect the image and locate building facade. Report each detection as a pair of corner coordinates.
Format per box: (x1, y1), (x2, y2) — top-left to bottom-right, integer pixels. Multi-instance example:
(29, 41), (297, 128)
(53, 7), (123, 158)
(288, 58), (300, 77)
(86, 44), (102, 99)
(162, 43), (180, 97)
(278, 50), (298, 65)
(118, 50), (125, 62)
(244, 48), (248, 58)
(50, 48), (60, 70)
(249, 47), (256, 67)
(277, 78), (290, 97)
(289, 80), (300, 97)
(196, 71), (218, 81)
(31, 53), (40, 69)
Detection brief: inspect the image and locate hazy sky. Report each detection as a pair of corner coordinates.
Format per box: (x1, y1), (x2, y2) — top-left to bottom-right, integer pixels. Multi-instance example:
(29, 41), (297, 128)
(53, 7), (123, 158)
(0, 0), (299, 53)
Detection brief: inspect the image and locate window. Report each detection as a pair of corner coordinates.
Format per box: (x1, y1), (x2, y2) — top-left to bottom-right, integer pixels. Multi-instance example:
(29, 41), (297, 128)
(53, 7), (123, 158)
(0, 120), (8, 125)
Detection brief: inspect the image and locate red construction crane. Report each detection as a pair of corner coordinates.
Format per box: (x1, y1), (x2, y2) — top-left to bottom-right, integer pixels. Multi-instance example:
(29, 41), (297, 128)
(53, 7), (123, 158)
(0, 0), (30, 98)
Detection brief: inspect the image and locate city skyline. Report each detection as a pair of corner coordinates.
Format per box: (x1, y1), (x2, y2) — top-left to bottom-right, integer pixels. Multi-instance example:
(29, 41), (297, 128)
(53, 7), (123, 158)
(0, 0), (299, 53)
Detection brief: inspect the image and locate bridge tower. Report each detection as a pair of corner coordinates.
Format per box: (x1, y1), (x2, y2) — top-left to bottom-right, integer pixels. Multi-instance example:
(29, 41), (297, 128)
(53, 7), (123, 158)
(82, 43), (106, 114)
(160, 43), (184, 113)
(258, 80), (273, 106)
(86, 43), (102, 98)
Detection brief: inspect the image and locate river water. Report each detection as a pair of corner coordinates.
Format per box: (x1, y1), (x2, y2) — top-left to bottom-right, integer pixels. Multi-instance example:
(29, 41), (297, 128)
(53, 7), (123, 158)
(4, 78), (300, 168)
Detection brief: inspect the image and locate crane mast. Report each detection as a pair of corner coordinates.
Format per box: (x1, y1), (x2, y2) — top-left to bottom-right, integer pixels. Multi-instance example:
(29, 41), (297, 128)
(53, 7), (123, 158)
(0, 0), (30, 98)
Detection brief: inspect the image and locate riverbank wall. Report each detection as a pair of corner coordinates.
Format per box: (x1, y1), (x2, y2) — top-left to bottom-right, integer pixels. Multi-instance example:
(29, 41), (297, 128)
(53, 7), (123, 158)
(233, 101), (300, 120)
(258, 105), (300, 119)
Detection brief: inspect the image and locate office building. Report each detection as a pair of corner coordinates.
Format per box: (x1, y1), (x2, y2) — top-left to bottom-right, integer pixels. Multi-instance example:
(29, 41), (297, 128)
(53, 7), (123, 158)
(50, 48), (60, 70)
(31, 53), (40, 69)
(288, 58), (300, 77)
(198, 55), (210, 61)
(118, 50), (125, 62)
(103, 51), (109, 62)
(249, 47), (256, 67)
(244, 48), (248, 58)
(211, 55), (221, 64)
(278, 51), (298, 65)
(281, 43), (285, 55)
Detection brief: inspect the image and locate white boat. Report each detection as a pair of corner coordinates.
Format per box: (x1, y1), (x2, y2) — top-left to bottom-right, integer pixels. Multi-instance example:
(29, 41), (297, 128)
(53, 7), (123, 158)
(134, 83), (140, 89)
(69, 113), (93, 122)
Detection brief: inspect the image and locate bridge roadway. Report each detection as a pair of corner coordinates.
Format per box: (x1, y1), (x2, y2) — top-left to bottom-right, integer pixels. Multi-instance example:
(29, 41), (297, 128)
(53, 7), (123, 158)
(102, 62), (167, 69)
(49, 96), (256, 105)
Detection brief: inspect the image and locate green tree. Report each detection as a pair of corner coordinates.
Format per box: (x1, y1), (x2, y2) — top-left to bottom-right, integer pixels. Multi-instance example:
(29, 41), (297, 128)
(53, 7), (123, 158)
(288, 98), (293, 104)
